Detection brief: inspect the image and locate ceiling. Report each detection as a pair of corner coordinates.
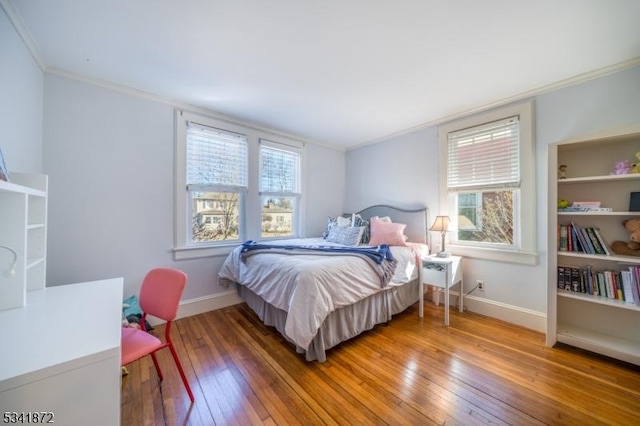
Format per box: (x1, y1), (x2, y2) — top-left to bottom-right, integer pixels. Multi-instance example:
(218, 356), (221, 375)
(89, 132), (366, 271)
(6, 0), (640, 150)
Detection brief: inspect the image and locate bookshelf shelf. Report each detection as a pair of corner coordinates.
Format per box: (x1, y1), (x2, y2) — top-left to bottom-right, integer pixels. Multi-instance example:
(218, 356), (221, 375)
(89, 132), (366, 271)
(558, 211), (640, 216)
(558, 173), (640, 184)
(557, 251), (640, 264)
(547, 125), (640, 366)
(558, 289), (640, 311)
(556, 324), (640, 365)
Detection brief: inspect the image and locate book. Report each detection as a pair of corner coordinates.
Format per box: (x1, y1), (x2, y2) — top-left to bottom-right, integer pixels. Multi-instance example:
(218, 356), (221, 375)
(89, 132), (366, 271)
(571, 222), (589, 253)
(585, 265), (593, 295)
(631, 265), (640, 305)
(596, 272), (606, 297)
(603, 270), (616, 298)
(558, 207), (613, 212)
(557, 265), (565, 289)
(568, 224), (574, 252)
(585, 227), (606, 255)
(571, 267), (580, 292)
(620, 270), (636, 303)
(559, 224), (568, 251)
(572, 201), (601, 208)
(579, 227), (596, 254)
(592, 228), (611, 255)
(613, 271), (624, 300)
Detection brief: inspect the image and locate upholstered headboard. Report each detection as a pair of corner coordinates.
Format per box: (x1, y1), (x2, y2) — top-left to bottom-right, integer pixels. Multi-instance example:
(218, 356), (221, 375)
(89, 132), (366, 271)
(350, 204), (429, 245)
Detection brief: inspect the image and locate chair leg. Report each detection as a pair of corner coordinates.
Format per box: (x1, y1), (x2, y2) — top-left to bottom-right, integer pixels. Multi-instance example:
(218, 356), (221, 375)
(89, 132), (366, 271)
(150, 352), (164, 382)
(167, 342), (195, 402)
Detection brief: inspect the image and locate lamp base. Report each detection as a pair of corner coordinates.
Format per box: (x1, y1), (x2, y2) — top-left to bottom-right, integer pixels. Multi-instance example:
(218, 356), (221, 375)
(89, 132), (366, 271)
(436, 251), (450, 258)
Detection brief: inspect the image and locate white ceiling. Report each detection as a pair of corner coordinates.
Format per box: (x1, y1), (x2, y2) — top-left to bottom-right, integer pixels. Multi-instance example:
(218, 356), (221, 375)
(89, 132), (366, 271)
(6, 0), (640, 149)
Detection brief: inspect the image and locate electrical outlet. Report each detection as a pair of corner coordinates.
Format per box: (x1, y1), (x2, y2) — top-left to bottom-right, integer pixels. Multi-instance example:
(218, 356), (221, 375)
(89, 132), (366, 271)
(476, 280), (484, 291)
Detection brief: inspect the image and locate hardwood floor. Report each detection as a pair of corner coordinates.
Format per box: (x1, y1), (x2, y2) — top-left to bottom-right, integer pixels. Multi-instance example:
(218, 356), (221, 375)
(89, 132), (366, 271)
(121, 301), (640, 425)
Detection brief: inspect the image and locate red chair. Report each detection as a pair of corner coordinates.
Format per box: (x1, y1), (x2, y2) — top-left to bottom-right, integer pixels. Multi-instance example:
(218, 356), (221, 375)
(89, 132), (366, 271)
(121, 268), (194, 402)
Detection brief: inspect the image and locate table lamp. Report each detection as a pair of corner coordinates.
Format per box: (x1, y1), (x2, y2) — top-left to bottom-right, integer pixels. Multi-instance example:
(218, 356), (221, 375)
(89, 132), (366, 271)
(429, 216), (451, 257)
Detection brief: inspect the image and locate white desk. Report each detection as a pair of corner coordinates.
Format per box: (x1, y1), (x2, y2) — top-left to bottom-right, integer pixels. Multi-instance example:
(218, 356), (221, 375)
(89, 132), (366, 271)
(419, 255), (463, 325)
(0, 278), (123, 426)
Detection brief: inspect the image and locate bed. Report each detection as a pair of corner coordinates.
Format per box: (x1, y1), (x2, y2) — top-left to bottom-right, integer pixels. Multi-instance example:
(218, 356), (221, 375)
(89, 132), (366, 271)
(218, 205), (429, 362)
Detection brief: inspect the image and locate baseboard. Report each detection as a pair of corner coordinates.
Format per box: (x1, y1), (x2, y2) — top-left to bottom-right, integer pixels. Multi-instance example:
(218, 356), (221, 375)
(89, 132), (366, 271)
(146, 289), (243, 326)
(148, 288), (547, 334)
(462, 294), (546, 333)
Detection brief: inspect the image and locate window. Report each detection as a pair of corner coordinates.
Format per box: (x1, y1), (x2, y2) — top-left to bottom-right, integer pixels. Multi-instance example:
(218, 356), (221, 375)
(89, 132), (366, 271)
(259, 139), (301, 239)
(174, 110), (305, 259)
(439, 101), (536, 265)
(186, 123), (247, 245)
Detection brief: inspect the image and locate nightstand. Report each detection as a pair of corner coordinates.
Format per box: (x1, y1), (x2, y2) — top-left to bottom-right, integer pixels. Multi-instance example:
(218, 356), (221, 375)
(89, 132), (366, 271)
(419, 255), (463, 325)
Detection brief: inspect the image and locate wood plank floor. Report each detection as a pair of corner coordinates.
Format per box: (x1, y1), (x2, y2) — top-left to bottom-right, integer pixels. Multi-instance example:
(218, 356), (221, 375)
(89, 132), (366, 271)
(121, 301), (640, 425)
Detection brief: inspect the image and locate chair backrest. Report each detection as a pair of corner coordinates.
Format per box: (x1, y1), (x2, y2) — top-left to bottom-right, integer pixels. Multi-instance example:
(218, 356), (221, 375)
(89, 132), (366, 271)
(139, 268), (187, 321)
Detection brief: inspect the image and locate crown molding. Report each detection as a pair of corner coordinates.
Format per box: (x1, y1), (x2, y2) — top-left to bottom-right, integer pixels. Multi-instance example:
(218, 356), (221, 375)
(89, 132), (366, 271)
(3, 0), (636, 153)
(45, 66), (343, 152)
(1, 0), (46, 71)
(347, 57), (640, 151)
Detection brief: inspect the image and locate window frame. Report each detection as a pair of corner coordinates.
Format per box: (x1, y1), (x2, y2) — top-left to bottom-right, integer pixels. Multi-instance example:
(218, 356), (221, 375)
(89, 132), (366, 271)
(259, 138), (302, 240)
(174, 110), (306, 260)
(438, 101), (537, 265)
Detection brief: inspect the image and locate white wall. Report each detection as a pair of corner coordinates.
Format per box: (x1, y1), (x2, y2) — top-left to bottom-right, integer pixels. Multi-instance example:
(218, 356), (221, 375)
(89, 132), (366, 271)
(346, 65), (640, 330)
(345, 127), (439, 214)
(42, 74), (345, 302)
(0, 8), (43, 173)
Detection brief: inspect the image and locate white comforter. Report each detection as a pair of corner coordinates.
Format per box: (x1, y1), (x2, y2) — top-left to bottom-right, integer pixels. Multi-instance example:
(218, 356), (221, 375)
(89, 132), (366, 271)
(218, 238), (426, 350)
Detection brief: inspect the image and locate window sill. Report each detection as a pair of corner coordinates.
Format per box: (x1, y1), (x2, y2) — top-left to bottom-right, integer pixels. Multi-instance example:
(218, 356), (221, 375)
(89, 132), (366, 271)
(173, 243), (238, 260)
(448, 244), (538, 265)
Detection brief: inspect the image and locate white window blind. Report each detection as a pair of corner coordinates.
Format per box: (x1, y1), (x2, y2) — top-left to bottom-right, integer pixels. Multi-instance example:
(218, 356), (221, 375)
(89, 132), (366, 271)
(186, 122), (248, 191)
(259, 140), (301, 195)
(447, 116), (520, 192)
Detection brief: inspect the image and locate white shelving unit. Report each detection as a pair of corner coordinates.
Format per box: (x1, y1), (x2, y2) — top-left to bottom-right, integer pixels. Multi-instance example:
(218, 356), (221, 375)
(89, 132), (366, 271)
(0, 173), (47, 310)
(547, 125), (640, 366)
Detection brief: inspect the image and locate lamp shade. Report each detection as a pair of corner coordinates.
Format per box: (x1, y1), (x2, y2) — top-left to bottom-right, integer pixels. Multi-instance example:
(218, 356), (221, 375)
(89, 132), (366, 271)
(429, 216), (451, 232)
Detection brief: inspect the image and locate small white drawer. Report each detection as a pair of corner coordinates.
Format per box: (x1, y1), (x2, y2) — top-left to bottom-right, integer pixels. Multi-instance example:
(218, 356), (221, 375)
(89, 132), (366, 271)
(422, 263), (447, 287)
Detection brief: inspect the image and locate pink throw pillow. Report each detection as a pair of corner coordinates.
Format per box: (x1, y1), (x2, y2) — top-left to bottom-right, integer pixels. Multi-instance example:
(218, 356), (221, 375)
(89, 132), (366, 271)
(368, 219), (407, 246)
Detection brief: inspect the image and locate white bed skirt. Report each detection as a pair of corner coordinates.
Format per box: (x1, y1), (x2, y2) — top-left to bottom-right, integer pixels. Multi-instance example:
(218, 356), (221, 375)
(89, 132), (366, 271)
(236, 279), (420, 362)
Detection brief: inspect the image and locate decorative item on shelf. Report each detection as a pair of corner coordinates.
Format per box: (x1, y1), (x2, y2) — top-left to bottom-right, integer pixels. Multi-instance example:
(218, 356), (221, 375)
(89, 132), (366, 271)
(558, 164), (567, 179)
(610, 218), (640, 257)
(0, 147), (9, 182)
(632, 152), (640, 173)
(557, 198), (570, 209)
(630, 192), (640, 211)
(0, 245), (17, 278)
(558, 200), (613, 212)
(610, 160), (632, 175)
(429, 215), (451, 258)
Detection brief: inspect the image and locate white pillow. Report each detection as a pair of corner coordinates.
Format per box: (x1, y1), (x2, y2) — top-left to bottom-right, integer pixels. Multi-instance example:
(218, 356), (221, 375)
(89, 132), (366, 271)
(326, 226), (365, 246)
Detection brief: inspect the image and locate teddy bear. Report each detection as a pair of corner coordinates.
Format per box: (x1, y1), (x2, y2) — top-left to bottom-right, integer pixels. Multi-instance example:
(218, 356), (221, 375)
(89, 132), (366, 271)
(631, 151), (640, 173)
(610, 218), (640, 256)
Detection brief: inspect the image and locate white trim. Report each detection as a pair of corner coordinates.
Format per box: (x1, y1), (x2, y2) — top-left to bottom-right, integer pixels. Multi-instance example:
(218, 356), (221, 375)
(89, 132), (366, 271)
(462, 295), (546, 333)
(4, 0), (636, 153)
(347, 57), (640, 151)
(45, 66), (337, 151)
(146, 289), (242, 326)
(0, 0), (46, 70)
(173, 243), (237, 260)
(438, 100), (536, 264)
(449, 245), (538, 266)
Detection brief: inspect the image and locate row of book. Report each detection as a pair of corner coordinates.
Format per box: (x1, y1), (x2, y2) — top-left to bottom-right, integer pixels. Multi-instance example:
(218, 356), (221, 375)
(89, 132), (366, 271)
(557, 265), (640, 305)
(558, 222), (610, 255)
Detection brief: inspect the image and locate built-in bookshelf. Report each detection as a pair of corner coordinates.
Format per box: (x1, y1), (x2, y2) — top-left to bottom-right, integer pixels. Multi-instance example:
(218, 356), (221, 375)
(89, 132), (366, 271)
(547, 125), (640, 366)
